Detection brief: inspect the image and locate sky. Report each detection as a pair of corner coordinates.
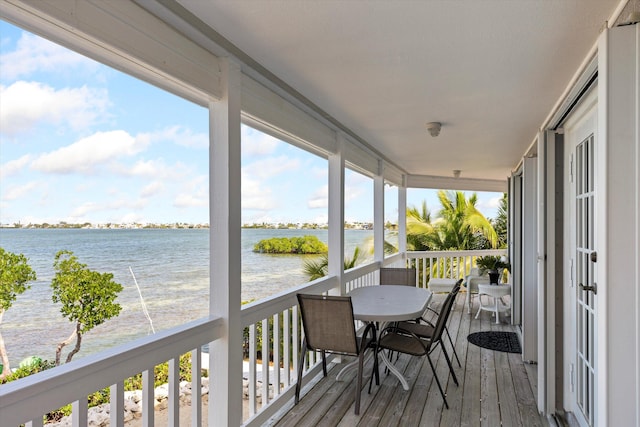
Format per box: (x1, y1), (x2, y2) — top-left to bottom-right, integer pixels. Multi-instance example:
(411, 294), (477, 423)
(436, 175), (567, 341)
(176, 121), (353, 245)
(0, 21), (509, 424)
(0, 21), (503, 226)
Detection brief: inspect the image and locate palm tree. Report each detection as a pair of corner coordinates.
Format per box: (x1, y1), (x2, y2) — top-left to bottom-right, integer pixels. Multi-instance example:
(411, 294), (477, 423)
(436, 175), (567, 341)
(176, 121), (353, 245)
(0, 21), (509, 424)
(432, 190), (498, 250)
(303, 247), (362, 281)
(406, 200), (436, 251)
(406, 191), (498, 251)
(492, 193), (508, 248)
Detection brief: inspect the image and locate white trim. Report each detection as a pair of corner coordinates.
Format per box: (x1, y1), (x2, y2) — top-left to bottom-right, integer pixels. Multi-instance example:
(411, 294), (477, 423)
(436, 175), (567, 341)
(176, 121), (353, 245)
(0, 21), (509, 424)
(398, 186), (407, 255)
(635, 23), (640, 427)
(328, 134), (346, 293)
(383, 161), (404, 187)
(536, 130), (548, 411)
(406, 174), (507, 192)
(343, 135), (379, 177)
(209, 57), (243, 427)
(522, 156), (538, 363)
(596, 29), (609, 427)
(562, 82), (598, 426)
(241, 74), (337, 155)
(374, 166), (385, 263)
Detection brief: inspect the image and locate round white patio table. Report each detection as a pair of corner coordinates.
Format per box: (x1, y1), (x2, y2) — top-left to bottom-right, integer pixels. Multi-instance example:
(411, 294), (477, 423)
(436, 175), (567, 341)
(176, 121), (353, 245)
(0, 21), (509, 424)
(336, 285), (433, 390)
(475, 283), (511, 324)
(349, 285), (433, 322)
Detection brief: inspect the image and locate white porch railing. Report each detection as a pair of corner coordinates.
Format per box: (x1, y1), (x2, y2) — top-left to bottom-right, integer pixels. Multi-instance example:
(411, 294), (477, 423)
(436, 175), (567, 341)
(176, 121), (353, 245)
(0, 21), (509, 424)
(1, 249), (506, 427)
(407, 249), (508, 286)
(0, 317), (223, 427)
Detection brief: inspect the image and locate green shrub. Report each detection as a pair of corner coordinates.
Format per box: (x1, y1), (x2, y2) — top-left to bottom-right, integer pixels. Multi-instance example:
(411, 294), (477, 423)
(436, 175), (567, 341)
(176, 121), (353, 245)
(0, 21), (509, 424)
(0, 358), (55, 384)
(253, 236), (327, 254)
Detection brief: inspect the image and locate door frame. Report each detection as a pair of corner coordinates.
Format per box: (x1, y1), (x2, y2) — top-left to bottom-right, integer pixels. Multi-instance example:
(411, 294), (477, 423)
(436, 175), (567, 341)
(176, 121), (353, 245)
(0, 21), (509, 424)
(561, 85), (598, 426)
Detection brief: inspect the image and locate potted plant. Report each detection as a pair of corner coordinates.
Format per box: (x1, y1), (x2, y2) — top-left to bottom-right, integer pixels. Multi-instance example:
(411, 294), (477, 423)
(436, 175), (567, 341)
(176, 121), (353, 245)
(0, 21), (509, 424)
(475, 255), (510, 285)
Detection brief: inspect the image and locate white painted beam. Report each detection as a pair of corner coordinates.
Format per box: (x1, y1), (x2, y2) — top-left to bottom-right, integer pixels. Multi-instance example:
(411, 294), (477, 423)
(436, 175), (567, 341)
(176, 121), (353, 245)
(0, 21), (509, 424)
(329, 134), (346, 294)
(407, 174), (507, 192)
(209, 57), (242, 427)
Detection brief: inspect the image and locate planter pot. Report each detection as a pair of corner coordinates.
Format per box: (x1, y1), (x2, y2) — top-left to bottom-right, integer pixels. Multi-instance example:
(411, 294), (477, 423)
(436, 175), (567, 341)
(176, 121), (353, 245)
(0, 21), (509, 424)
(488, 270), (500, 285)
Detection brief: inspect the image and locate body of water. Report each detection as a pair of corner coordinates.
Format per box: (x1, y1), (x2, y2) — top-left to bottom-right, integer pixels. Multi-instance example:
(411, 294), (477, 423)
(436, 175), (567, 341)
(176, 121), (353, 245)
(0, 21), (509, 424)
(0, 228), (374, 366)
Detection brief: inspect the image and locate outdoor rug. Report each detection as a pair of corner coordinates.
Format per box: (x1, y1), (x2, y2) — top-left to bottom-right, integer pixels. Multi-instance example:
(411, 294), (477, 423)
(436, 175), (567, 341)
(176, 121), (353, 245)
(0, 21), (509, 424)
(467, 331), (522, 354)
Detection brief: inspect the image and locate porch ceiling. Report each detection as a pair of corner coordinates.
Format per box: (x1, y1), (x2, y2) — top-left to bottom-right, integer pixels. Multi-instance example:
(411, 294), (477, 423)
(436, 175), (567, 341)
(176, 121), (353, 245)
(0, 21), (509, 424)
(171, 0), (619, 182)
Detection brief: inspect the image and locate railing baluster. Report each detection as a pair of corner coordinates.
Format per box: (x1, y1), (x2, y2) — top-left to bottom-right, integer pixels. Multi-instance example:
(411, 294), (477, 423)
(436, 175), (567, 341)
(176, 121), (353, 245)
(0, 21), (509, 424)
(110, 381), (124, 427)
(283, 308), (291, 388)
(26, 418), (43, 427)
(168, 357), (180, 427)
(273, 312), (281, 397)
(261, 318), (270, 406)
(142, 368), (154, 427)
(249, 323), (257, 416)
(72, 398), (88, 427)
(293, 305), (299, 389)
(191, 348), (202, 426)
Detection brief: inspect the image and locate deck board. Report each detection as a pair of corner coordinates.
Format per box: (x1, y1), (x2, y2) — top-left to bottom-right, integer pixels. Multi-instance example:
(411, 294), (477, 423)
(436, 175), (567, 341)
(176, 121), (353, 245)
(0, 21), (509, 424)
(271, 292), (547, 427)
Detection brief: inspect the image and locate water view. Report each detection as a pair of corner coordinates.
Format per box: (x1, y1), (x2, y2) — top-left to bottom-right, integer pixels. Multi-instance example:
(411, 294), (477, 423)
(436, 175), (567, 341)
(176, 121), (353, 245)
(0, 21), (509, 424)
(0, 228), (374, 366)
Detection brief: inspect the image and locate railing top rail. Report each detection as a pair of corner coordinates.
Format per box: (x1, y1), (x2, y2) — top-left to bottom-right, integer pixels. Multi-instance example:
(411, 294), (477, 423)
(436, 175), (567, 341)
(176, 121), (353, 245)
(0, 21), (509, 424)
(241, 276), (338, 325)
(406, 249), (507, 258)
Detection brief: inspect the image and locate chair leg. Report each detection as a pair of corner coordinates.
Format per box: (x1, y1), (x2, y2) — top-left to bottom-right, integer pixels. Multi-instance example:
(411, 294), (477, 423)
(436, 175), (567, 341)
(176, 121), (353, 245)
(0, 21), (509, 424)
(368, 346), (380, 393)
(426, 353), (449, 409)
(295, 339), (307, 405)
(321, 350), (327, 376)
(444, 326), (461, 367)
(439, 343), (459, 387)
(355, 352), (365, 414)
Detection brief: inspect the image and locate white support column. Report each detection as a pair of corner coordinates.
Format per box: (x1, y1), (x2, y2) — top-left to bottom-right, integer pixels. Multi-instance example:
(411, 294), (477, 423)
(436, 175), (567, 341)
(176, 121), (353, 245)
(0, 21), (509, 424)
(328, 134), (345, 294)
(398, 181), (407, 256)
(209, 57), (242, 427)
(598, 23), (640, 427)
(374, 161), (385, 265)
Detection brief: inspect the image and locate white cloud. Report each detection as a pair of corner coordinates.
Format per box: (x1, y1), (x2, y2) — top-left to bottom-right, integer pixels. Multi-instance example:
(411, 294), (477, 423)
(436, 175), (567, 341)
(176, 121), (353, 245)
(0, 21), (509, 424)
(0, 81), (109, 136)
(245, 155), (300, 180)
(140, 125), (208, 149)
(68, 198), (148, 219)
(307, 185), (328, 209)
(140, 181), (164, 198)
(173, 176), (208, 208)
(0, 32), (98, 80)
(242, 126), (281, 157)
(0, 154), (31, 179)
(69, 201), (102, 217)
(2, 181), (38, 201)
(174, 193), (207, 208)
(117, 212), (147, 224)
(241, 171), (275, 210)
(345, 185), (364, 202)
(126, 159), (165, 177)
(30, 130), (147, 174)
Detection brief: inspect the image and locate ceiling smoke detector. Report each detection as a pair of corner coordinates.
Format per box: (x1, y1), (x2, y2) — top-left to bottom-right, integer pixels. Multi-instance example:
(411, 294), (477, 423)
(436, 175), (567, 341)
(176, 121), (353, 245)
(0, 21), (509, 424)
(426, 122), (441, 137)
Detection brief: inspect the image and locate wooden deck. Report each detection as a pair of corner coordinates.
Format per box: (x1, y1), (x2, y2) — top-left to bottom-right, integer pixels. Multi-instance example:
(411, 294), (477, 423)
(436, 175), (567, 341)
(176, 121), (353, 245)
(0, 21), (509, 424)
(271, 292), (547, 427)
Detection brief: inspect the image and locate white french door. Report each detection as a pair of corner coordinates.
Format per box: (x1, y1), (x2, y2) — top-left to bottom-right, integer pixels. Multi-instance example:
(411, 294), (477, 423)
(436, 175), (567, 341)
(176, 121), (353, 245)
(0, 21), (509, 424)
(564, 88), (598, 427)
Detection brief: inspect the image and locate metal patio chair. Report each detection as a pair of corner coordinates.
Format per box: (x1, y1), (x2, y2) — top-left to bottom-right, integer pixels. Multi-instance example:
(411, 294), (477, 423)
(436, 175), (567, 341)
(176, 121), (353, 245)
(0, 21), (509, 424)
(379, 267), (417, 286)
(374, 286), (459, 409)
(295, 293), (377, 415)
(396, 279), (463, 378)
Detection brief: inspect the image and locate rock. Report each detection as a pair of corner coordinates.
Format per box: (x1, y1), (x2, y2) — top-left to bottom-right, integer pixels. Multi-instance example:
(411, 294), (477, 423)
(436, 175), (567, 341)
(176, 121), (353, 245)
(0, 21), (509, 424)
(124, 390), (142, 403)
(124, 398), (140, 413)
(155, 383), (169, 401)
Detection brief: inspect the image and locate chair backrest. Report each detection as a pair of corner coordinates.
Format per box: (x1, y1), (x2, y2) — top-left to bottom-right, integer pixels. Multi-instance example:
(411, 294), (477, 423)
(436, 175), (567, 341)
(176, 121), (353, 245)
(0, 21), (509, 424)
(380, 267), (417, 286)
(429, 283), (460, 346)
(465, 270), (488, 293)
(297, 294), (359, 355)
